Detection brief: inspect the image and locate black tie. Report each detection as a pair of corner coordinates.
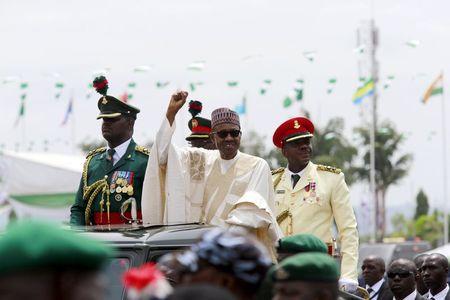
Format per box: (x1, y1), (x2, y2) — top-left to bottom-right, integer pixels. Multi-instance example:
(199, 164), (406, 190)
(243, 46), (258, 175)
(291, 174), (300, 188)
(106, 148), (115, 169)
(367, 287), (374, 294)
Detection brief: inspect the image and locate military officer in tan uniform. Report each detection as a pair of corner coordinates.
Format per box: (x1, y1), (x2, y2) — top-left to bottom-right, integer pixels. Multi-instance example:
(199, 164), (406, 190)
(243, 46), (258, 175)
(271, 117), (359, 291)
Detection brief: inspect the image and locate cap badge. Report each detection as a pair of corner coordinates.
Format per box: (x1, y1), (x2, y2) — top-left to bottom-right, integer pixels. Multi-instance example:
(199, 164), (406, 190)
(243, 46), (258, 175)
(275, 268), (289, 280)
(192, 119), (199, 128)
(294, 120), (301, 129)
(102, 96), (108, 105)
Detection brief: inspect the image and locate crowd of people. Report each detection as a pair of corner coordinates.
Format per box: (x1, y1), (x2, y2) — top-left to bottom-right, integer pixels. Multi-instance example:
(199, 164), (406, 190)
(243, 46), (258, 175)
(1, 220), (448, 300)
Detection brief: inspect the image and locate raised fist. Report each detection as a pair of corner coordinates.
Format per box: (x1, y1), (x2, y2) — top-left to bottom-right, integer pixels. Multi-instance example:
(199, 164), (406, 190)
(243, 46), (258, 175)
(166, 90), (188, 125)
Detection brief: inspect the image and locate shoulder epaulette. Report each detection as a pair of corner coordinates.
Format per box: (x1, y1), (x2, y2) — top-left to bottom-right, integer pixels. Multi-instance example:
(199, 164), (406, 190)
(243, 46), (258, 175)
(271, 167), (285, 176)
(317, 164), (341, 174)
(135, 145), (150, 155)
(86, 147), (106, 158)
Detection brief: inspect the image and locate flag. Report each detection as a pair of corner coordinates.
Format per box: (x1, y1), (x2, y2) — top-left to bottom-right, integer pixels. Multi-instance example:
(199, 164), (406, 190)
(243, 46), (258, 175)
(120, 92), (133, 102)
(156, 81), (170, 88)
(227, 81), (239, 87)
(20, 82), (28, 89)
(189, 83), (196, 92)
(235, 95), (247, 115)
(187, 61), (205, 71)
(422, 73), (443, 104)
(259, 88), (267, 95)
(128, 82), (136, 88)
(352, 79), (374, 104)
(14, 98), (25, 127)
(61, 98), (73, 126)
(133, 65), (151, 72)
(283, 96), (293, 108)
(327, 78), (337, 94)
(55, 82), (64, 89)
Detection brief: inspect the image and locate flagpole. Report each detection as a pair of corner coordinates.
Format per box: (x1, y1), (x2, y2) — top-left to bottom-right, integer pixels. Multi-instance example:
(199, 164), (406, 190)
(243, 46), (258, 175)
(442, 71), (448, 244)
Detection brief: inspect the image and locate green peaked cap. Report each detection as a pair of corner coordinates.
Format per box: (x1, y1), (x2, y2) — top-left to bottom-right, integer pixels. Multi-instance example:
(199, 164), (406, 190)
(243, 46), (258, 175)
(277, 234), (328, 254)
(0, 221), (113, 276)
(273, 252), (340, 282)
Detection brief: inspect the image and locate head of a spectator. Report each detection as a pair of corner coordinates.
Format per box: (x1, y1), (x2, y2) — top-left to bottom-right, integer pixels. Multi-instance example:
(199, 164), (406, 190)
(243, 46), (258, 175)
(272, 252), (339, 300)
(387, 259), (417, 300)
(421, 253), (449, 296)
(178, 228), (271, 300)
(166, 284), (237, 300)
(0, 220), (112, 300)
(277, 234), (328, 262)
(413, 253), (429, 295)
(157, 252), (192, 285)
(361, 255), (386, 287)
(210, 108), (241, 160)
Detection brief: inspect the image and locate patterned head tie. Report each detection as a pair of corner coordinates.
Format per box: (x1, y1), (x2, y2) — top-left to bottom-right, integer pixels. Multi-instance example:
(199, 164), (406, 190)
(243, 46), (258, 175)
(185, 228), (271, 288)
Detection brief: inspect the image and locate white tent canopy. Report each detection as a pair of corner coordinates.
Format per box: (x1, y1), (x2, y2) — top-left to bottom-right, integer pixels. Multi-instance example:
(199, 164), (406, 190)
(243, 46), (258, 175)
(0, 150), (85, 228)
(0, 150), (84, 196)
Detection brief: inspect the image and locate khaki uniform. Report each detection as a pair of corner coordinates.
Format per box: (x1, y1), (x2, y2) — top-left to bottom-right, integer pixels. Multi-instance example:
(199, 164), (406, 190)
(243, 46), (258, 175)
(273, 161), (358, 281)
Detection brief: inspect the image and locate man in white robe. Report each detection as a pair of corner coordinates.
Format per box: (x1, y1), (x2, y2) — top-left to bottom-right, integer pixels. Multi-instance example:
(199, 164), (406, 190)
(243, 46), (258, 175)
(142, 91), (282, 253)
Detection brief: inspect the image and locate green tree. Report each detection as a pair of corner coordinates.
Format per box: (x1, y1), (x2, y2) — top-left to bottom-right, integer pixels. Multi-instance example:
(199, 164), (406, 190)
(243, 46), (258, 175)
(390, 213), (414, 238)
(414, 189), (429, 220)
(312, 118), (358, 185)
(354, 121), (413, 241)
(414, 213), (443, 247)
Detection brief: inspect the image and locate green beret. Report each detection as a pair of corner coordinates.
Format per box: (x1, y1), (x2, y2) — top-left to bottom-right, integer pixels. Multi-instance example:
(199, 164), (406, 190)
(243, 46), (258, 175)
(273, 253), (339, 282)
(0, 221), (113, 276)
(97, 95), (140, 119)
(277, 234), (328, 254)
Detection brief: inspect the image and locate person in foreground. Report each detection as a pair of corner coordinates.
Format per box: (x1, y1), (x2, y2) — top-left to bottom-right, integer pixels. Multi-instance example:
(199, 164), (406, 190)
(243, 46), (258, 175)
(70, 76), (149, 225)
(0, 220), (112, 300)
(361, 255), (393, 300)
(171, 228), (272, 300)
(271, 116), (359, 290)
(141, 91), (282, 254)
(272, 252), (340, 300)
(387, 258), (426, 300)
(421, 253), (450, 300)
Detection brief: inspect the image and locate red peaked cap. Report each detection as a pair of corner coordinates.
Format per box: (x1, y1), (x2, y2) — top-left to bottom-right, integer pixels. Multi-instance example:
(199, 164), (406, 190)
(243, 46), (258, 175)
(273, 117), (315, 148)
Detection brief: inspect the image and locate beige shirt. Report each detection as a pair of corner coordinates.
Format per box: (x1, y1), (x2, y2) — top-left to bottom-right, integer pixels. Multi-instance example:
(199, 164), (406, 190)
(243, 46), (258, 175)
(273, 161), (359, 280)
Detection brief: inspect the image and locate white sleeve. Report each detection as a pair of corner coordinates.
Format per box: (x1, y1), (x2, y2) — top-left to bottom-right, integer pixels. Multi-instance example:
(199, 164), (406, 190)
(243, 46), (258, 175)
(156, 117), (176, 165)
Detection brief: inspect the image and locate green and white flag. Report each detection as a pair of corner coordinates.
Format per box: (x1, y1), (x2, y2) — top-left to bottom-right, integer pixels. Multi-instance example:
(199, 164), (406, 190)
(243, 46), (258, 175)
(327, 77), (337, 94)
(14, 97), (25, 127)
(156, 81), (170, 88)
(384, 75), (395, 90)
(227, 81), (239, 87)
(133, 65), (151, 72)
(128, 82), (137, 88)
(187, 61), (206, 71)
(293, 79), (304, 101)
(55, 82), (64, 89)
(20, 82), (29, 89)
(260, 79), (272, 95)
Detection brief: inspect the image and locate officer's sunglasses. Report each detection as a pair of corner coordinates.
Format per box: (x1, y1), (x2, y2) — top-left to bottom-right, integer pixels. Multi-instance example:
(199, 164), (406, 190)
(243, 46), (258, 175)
(213, 130), (241, 138)
(387, 270), (414, 279)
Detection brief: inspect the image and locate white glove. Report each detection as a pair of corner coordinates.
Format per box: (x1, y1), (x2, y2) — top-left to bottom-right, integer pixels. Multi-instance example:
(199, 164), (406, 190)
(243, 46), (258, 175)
(339, 278), (358, 293)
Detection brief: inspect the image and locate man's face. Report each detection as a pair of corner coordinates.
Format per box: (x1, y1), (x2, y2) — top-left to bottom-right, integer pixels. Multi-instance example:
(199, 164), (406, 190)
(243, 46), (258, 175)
(414, 256), (428, 295)
(189, 138), (216, 150)
(281, 138), (312, 167)
(273, 281), (336, 300)
(387, 263), (416, 299)
(101, 116), (132, 144)
(211, 123), (241, 160)
(362, 258), (385, 286)
(421, 256), (449, 290)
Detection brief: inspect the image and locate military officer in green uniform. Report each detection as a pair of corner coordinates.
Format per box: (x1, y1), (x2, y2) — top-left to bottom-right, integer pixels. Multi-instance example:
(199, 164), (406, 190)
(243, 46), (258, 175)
(70, 76), (149, 226)
(185, 100), (215, 150)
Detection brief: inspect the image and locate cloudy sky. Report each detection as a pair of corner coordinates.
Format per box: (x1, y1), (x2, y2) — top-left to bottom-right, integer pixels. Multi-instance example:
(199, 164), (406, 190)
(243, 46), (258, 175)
(1, 0), (450, 233)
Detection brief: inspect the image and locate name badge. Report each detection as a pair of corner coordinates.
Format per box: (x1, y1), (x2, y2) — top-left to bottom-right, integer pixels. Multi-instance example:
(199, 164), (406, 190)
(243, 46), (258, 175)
(276, 190), (285, 194)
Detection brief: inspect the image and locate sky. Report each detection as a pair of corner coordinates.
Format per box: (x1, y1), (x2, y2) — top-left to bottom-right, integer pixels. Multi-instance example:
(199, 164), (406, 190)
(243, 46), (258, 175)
(1, 0), (450, 234)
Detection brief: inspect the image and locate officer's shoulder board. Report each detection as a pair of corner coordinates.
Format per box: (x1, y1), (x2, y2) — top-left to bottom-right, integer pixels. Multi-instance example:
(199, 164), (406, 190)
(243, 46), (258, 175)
(271, 167), (285, 176)
(135, 145), (150, 155)
(317, 164), (341, 174)
(86, 147), (106, 158)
